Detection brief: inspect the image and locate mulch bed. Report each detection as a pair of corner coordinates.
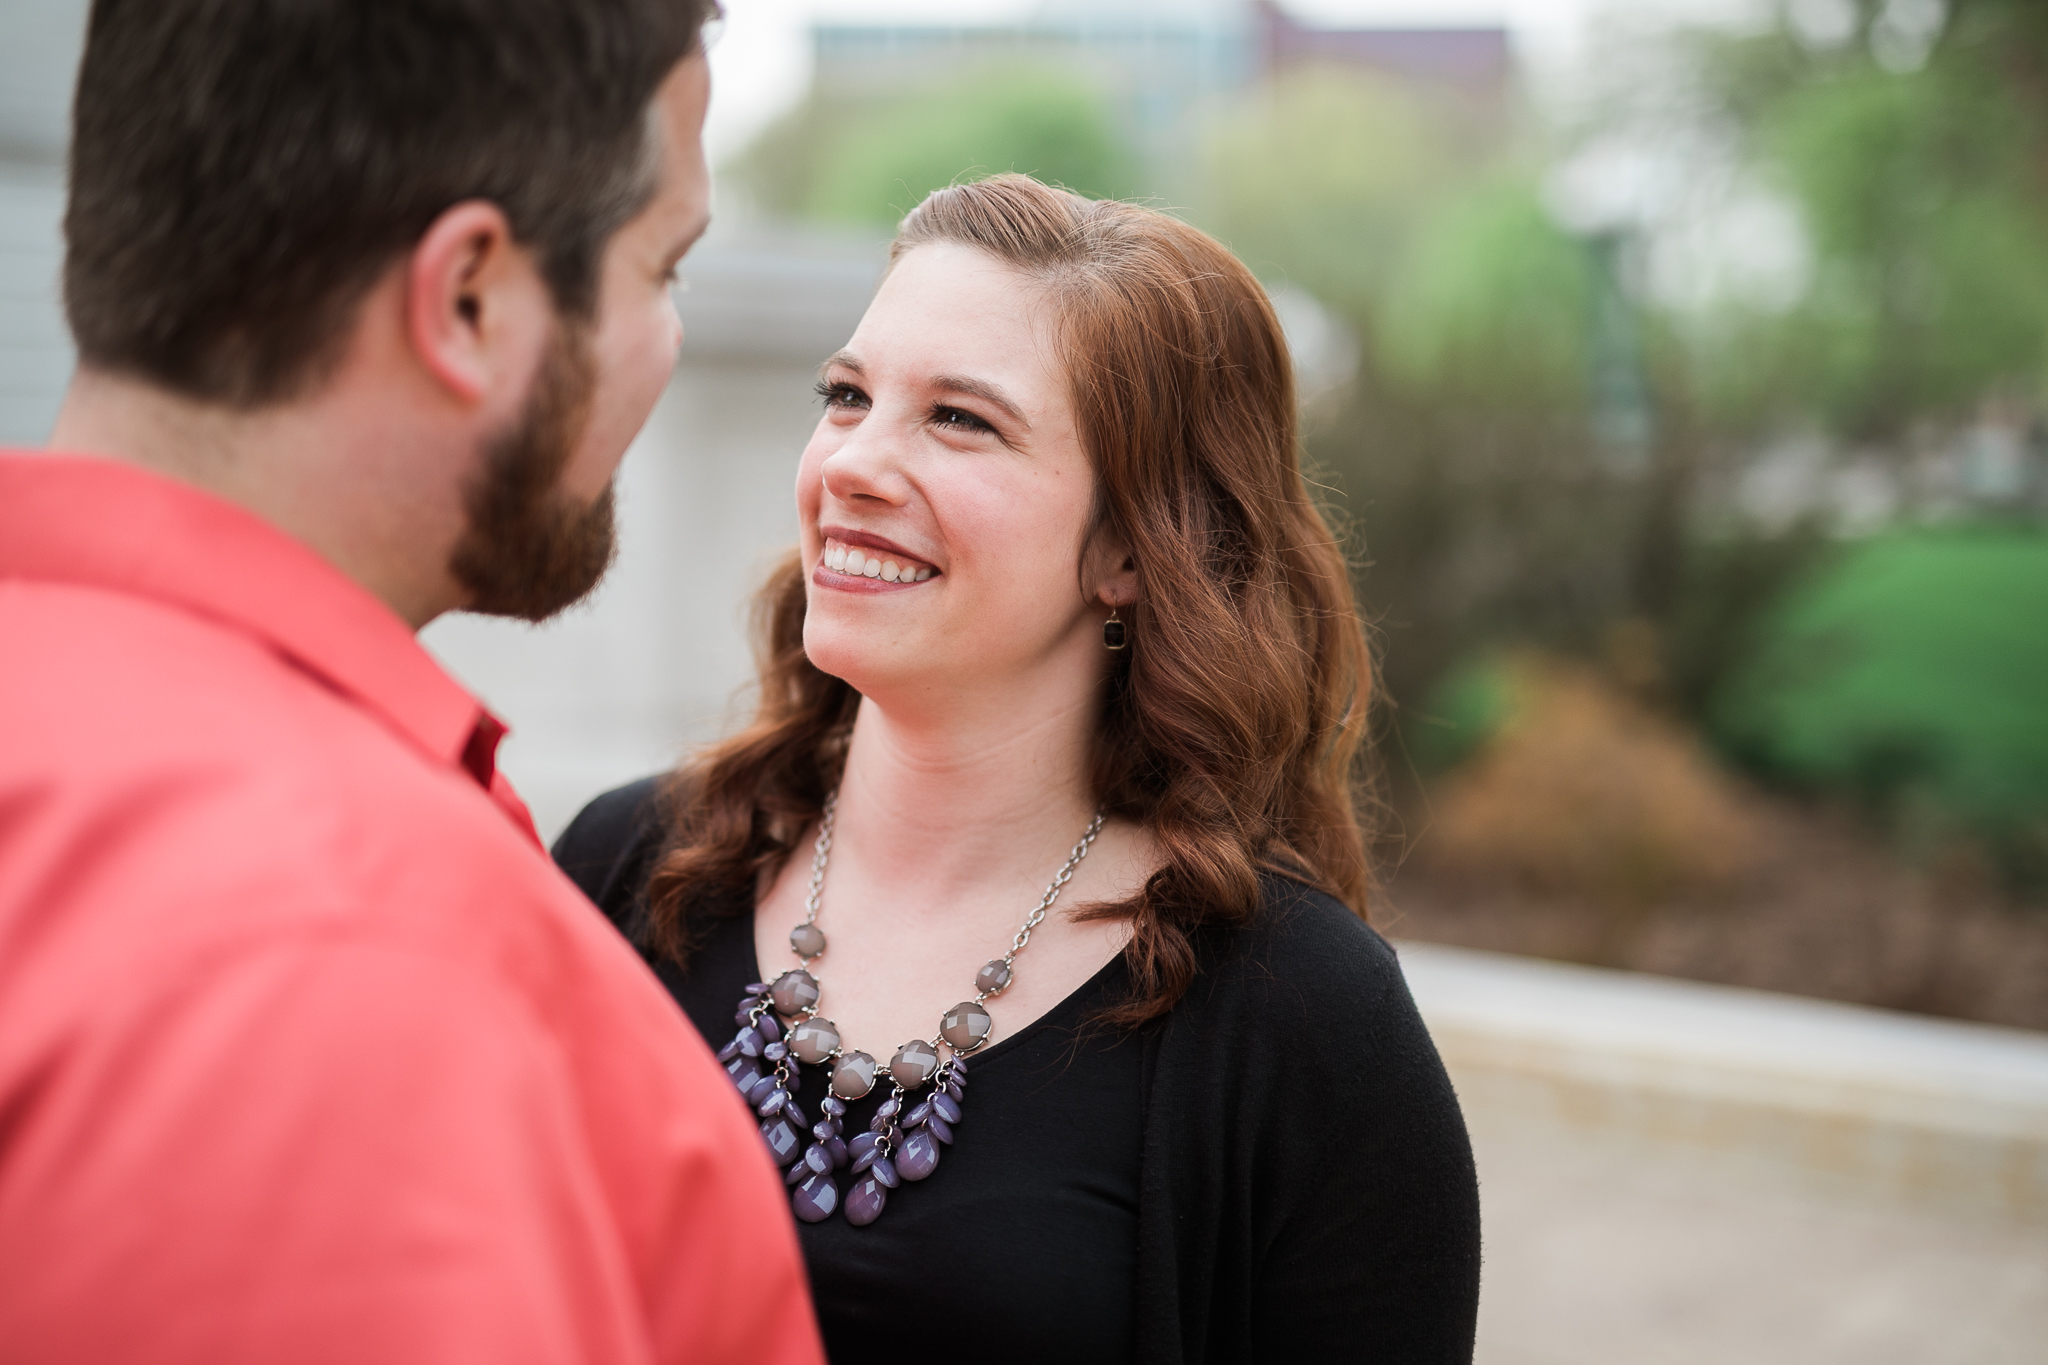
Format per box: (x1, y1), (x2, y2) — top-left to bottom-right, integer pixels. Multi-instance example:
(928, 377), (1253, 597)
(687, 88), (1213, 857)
(1377, 801), (2048, 1034)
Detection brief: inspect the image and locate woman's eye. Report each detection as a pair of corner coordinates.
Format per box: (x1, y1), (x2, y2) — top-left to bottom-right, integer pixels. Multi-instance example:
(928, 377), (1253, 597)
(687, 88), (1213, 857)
(933, 406), (993, 434)
(814, 381), (868, 411)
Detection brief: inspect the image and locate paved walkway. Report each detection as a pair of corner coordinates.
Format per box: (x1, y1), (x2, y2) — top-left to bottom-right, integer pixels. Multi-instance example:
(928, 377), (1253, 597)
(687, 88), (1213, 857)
(1397, 944), (2048, 1364)
(1464, 1106), (2047, 1364)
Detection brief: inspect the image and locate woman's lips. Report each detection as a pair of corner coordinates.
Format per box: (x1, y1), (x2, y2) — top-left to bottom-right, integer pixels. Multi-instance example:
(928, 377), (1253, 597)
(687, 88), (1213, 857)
(816, 535), (938, 589)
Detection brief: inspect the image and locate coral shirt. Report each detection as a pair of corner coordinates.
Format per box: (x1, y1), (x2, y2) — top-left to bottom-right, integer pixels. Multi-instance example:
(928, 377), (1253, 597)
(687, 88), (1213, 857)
(0, 452), (822, 1365)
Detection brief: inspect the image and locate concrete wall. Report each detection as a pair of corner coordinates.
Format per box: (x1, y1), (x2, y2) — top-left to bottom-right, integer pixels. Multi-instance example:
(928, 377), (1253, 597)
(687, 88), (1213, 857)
(0, 0), (82, 447)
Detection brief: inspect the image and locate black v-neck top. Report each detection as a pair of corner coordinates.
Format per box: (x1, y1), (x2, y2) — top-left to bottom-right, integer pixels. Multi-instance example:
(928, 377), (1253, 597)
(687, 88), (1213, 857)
(653, 885), (1144, 1364)
(555, 777), (1481, 1365)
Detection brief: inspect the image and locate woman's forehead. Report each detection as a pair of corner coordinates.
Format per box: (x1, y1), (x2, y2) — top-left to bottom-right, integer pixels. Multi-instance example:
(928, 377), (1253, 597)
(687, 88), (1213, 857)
(852, 244), (1060, 379)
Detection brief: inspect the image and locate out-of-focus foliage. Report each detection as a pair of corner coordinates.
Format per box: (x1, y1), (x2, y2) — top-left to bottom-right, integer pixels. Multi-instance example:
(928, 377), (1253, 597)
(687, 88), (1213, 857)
(1377, 182), (1596, 407)
(1421, 659), (1760, 946)
(1202, 69), (1473, 315)
(1712, 527), (2048, 891)
(1693, 0), (2048, 438)
(730, 63), (1135, 226)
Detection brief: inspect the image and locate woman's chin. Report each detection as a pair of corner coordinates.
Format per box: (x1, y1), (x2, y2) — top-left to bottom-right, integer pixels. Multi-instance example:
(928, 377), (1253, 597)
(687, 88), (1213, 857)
(800, 618), (914, 699)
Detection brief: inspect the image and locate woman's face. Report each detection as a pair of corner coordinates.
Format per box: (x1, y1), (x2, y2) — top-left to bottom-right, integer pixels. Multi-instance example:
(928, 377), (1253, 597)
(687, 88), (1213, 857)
(796, 243), (1106, 710)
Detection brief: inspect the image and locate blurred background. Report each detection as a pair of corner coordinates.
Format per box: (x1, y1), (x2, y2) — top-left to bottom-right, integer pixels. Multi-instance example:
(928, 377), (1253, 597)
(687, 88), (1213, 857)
(3, 0), (2044, 1358)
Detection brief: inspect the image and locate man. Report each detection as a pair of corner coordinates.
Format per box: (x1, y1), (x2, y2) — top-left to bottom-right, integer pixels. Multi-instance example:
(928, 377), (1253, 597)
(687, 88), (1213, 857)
(0, 2), (822, 1362)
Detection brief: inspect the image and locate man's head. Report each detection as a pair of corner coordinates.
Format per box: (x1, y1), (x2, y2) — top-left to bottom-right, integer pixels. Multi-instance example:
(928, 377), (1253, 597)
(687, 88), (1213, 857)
(60, 0), (716, 623)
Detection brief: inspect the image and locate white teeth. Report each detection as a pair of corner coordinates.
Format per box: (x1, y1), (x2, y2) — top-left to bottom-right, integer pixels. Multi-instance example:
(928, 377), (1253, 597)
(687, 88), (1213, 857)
(822, 538), (936, 583)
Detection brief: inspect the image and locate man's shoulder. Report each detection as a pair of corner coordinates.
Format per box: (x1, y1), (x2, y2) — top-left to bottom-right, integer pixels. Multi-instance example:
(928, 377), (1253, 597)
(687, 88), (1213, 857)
(0, 578), (596, 976)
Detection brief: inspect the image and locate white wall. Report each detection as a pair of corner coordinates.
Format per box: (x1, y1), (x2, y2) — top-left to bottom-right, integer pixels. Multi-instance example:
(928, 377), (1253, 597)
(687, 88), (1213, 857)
(0, 166), (68, 447)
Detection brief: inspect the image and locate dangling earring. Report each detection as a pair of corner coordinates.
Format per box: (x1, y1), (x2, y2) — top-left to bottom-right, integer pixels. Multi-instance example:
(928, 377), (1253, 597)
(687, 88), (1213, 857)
(1103, 604), (1127, 651)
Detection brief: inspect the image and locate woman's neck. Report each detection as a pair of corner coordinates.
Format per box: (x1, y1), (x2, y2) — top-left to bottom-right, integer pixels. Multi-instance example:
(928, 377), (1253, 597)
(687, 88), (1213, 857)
(831, 685), (1100, 916)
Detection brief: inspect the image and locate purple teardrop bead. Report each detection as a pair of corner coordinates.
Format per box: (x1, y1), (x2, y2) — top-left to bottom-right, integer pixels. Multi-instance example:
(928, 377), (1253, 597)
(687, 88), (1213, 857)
(804, 1143), (832, 1175)
(745, 1075), (780, 1108)
(725, 1056), (759, 1085)
(897, 1130), (941, 1181)
(931, 1092), (962, 1124)
(756, 1088), (788, 1118)
(927, 1114), (955, 1145)
(845, 1174), (887, 1226)
(948, 1056), (970, 1078)
(756, 1013), (781, 1043)
(715, 1038), (744, 1064)
(792, 1172), (839, 1223)
(905, 1100), (933, 1129)
(870, 1156), (900, 1189)
(945, 1079), (965, 1101)
(744, 982), (769, 996)
(846, 1131), (880, 1165)
(820, 1095), (847, 1117)
(735, 1028), (763, 1059)
(783, 1100), (807, 1129)
(761, 1115), (804, 1165)
(785, 1160), (809, 1185)
(827, 1136), (848, 1169)
(850, 1145), (880, 1175)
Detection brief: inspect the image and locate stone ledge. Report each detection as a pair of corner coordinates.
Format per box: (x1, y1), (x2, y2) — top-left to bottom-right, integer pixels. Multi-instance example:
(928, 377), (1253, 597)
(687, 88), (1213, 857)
(1395, 941), (2048, 1223)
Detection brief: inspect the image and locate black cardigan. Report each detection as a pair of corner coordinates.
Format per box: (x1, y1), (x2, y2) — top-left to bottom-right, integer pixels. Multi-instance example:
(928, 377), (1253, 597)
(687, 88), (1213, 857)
(554, 779), (1481, 1364)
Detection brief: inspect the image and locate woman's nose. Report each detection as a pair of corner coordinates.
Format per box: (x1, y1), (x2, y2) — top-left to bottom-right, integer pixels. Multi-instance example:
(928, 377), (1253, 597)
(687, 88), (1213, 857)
(820, 417), (909, 506)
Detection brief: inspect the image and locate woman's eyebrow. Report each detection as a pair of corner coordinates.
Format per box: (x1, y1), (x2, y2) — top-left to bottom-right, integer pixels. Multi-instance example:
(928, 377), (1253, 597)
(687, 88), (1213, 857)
(933, 375), (1029, 430)
(820, 350), (864, 379)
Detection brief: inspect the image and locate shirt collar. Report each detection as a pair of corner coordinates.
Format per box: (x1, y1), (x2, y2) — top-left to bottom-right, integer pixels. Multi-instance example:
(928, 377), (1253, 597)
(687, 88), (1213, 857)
(0, 451), (539, 844)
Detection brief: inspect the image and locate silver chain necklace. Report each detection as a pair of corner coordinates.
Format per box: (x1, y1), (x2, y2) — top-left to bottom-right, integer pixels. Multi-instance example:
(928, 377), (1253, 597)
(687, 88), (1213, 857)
(713, 790), (1104, 1226)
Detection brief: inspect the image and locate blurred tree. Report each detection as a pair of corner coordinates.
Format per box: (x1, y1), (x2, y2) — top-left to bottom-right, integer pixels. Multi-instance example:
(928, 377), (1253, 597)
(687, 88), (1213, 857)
(1711, 527), (2048, 894)
(1195, 69), (1662, 755)
(1695, 0), (2048, 440)
(729, 64), (1137, 226)
(1202, 68), (1475, 315)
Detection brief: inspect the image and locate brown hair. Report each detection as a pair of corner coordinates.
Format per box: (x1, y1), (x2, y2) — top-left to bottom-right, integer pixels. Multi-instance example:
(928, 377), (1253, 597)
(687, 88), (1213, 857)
(65, 0), (714, 407)
(647, 174), (1373, 1026)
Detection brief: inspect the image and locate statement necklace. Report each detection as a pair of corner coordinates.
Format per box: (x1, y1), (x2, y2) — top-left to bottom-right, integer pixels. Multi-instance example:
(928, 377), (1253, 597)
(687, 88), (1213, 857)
(715, 791), (1104, 1226)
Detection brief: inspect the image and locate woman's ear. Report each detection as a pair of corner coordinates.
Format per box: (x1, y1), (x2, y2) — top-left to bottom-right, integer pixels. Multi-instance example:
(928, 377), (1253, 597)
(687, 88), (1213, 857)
(1086, 535), (1140, 610)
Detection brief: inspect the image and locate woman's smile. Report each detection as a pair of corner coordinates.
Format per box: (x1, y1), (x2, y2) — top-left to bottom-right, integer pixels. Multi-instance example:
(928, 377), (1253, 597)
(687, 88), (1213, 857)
(815, 530), (939, 591)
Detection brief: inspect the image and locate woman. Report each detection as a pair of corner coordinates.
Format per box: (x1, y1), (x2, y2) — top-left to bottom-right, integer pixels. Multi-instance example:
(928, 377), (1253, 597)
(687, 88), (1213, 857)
(554, 175), (1480, 1363)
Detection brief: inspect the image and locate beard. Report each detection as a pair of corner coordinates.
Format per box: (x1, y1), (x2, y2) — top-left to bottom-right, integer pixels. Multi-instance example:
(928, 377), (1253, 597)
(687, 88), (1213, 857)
(448, 321), (619, 622)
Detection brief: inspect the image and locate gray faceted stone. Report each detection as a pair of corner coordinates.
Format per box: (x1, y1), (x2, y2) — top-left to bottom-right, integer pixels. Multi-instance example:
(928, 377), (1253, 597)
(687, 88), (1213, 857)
(830, 1050), (879, 1099)
(769, 970), (820, 1016)
(789, 923), (826, 958)
(940, 1001), (993, 1053)
(788, 1017), (841, 1065)
(975, 959), (1013, 995)
(889, 1039), (940, 1090)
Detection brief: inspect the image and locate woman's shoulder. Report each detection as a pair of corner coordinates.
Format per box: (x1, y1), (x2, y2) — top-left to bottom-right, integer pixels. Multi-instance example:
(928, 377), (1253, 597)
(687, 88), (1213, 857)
(1213, 872), (1400, 987)
(1175, 872), (1418, 1045)
(550, 774), (674, 920)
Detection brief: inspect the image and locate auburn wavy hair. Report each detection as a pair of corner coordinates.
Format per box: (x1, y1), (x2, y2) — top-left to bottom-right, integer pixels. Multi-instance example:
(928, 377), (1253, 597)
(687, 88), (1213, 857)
(646, 174), (1373, 1026)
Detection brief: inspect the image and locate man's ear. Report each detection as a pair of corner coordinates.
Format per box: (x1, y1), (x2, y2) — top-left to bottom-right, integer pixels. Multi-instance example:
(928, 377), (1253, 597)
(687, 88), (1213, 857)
(403, 200), (548, 406)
